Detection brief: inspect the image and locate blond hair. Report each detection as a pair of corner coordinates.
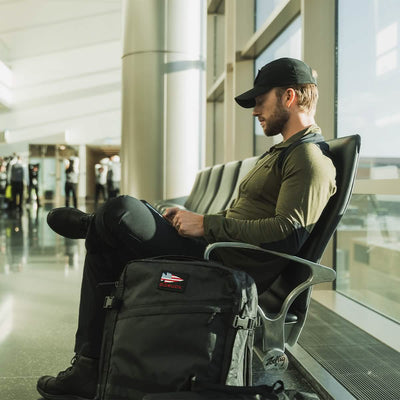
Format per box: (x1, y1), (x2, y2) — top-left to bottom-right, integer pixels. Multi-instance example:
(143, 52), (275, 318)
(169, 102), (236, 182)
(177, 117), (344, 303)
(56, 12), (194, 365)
(275, 70), (319, 114)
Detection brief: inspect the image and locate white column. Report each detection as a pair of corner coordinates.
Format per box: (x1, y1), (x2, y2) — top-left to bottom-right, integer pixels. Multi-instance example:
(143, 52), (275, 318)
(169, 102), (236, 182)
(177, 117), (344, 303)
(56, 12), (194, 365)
(78, 144), (86, 202)
(121, 0), (206, 202)
(302, 0), (336, 142)
(223, 0), (254, 162)
(302, 0), (336, 277)
(232, 0), (254, 160)
(223, 0), (235, 162)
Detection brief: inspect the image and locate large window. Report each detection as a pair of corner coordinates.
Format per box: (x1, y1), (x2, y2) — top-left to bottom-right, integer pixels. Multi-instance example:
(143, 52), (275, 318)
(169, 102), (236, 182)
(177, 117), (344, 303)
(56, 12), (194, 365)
(254, 15), (301, 155)
(255, 0), (287, 32)
(336, 0), (400, 322)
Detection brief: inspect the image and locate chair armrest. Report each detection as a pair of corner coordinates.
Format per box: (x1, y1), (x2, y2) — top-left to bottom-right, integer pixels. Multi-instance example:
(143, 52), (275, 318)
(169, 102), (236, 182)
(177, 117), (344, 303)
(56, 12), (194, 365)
(154, 196), (188, 208)
(153, 203), (188, 214)
(204, 242), (336, 357)
(205, 241), (335, 281)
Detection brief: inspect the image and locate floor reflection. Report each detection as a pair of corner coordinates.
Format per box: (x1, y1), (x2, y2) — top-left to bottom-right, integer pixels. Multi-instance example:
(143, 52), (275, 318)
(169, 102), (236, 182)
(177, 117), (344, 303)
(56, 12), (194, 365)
(0, 204), (86, 275)
(0, 203), (87, 399)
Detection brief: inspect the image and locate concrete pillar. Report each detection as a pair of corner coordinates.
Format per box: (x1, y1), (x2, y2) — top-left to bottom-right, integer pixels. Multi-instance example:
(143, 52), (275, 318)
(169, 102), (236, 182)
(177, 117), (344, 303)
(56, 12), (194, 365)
(302, 0), (336, 275)
(78, 144), (86, 201)
(223, 0), (254, 162)
(121, 0), (206, 202)
(232, 0), (254, 160)
(302, 0), (336, 142)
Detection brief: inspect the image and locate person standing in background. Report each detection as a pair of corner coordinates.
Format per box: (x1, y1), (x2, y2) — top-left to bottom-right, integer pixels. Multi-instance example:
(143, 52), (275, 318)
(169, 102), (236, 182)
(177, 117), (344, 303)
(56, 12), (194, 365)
(106, 155), (121, 199)
(65, 157), (79, 208)
(94, 163), (108, 209)
(0, 162), (7, 211)
(10, 155), (25, 211)
(28, 163), (41, 207)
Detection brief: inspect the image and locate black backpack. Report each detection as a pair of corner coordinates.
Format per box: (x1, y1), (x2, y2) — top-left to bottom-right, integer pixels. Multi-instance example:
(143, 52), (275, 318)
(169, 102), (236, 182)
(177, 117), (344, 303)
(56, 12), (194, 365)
(258, 133), (330, 171)
(276, 133), (331, 169)
(97, 257), (258, 400)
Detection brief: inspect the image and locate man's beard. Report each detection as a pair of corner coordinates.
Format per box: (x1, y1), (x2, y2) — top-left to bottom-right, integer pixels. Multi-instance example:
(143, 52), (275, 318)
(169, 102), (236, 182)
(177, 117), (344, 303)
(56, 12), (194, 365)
(264, 102), (290, 137)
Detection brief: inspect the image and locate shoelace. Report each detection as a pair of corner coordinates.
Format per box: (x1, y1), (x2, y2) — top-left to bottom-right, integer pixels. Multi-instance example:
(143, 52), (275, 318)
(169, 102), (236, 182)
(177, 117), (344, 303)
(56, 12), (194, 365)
(57, 355), (78, 377)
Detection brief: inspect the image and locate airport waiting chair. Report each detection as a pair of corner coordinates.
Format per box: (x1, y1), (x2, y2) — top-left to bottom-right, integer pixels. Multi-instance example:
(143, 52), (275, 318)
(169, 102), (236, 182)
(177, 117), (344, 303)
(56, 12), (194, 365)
(184, 166), (212, 211)
(226, 155), (259, 208)
(156, 156), (257, 215)
(194, 163), (225, 214)
(204, 134), (361, 371)
(207, 160), (241, 214)
(154, 166), (212, 213)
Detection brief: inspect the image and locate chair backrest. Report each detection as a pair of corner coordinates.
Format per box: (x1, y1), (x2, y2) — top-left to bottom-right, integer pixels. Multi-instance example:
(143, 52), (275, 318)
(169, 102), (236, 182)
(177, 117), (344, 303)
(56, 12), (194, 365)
(259, 134), (361, 343)
(183, 167), (211, 211)
(226, 156), (259, 208)
(194, 164), (224, 214)
(185, 166), (212, 211)
(207, 160), (241, 214)
(297, 134), (361, 262)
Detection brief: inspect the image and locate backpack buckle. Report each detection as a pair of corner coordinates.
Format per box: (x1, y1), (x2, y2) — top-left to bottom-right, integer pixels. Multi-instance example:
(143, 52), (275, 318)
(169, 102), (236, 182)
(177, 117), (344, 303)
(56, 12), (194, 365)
(233, 315), (256, 330)
(103, 296), (117, 309)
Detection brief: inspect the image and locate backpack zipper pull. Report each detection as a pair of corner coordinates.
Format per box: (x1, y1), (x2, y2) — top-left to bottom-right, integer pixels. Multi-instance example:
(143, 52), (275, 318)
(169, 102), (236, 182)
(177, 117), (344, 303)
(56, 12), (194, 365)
(207, 312), (217, 325)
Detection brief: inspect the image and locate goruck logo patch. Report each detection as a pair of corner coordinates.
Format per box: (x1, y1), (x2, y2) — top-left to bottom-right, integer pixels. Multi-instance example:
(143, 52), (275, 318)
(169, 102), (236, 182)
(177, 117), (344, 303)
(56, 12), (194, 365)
(158, 271), (188, 292)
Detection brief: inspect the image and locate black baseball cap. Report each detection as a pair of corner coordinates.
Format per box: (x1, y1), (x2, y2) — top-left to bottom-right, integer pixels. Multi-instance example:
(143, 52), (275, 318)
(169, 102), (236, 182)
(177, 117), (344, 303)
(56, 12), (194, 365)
(235, 57), (317, 108)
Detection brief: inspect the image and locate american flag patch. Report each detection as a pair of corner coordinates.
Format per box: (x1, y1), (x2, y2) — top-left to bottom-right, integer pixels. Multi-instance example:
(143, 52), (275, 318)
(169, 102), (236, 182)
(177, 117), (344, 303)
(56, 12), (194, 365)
(160, 272), (184, 283)
(158, 271), (188, 292)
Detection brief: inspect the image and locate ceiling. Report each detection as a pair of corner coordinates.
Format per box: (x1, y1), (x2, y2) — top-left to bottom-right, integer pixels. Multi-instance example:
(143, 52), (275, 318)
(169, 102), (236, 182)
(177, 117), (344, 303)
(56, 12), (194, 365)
(0, 0), (123, 150)
(0, 0), (122, 64)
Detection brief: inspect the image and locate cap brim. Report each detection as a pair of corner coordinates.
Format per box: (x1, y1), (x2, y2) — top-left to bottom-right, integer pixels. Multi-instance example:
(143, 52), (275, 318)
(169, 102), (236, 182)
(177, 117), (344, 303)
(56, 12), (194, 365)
(234, 86), (270, 108)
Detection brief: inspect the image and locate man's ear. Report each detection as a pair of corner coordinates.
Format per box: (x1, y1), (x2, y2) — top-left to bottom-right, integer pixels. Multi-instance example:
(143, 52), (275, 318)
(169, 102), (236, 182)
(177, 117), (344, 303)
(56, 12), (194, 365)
(284, 88), (296, 108)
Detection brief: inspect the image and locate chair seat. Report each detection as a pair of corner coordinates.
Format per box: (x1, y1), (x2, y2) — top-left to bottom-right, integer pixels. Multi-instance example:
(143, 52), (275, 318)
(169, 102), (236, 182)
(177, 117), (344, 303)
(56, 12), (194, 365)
(285, 313), (298, 324)
(264, 312), (298, 324)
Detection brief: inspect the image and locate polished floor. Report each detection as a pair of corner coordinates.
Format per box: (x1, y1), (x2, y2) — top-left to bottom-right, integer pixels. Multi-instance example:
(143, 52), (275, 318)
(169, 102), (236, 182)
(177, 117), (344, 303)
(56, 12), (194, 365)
(0, 203), (87, 399)
(0, 202), (316, 400)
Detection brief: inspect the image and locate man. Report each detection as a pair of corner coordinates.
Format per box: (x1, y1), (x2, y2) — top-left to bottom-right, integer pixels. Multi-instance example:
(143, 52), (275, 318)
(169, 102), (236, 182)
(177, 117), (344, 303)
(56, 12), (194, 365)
(106, 155), (121, 199)
(94, 163), (108, 209)
(10, 155), (25, 211)
(65, 157), (79, 208)
(28, 163), (41, 207)
(0, 162), (7, 211)
(37, 57), (336, 400)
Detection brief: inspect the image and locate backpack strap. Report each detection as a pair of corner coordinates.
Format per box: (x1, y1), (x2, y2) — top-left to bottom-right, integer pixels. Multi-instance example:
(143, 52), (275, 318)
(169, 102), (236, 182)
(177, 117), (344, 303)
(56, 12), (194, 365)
(277, 133), (331, 170)
(191, 378), (285, 398)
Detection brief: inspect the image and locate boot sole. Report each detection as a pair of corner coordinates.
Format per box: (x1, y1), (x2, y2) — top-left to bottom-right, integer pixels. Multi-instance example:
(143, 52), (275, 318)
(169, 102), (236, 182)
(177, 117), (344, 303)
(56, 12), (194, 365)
(37, 383), (94, 400)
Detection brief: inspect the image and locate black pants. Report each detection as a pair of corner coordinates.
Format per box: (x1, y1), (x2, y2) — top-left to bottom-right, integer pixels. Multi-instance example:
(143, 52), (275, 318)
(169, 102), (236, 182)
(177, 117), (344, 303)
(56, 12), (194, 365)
(65, 182), (78, 208)
(107, 186), (120, 199)
(11, 181), (23, 209)
(28, 184), (40, 205)
(94, 183), (107, 208)
(74, 196), (207, 358)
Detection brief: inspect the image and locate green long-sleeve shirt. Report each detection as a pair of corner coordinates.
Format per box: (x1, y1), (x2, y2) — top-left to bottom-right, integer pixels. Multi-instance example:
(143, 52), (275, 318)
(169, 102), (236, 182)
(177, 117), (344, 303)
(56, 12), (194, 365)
(203, 125), (336, 290)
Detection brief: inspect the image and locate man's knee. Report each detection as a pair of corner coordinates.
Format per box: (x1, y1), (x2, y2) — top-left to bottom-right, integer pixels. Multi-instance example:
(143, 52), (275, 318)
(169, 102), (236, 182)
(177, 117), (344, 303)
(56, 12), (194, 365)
(94, 196), (157, 245)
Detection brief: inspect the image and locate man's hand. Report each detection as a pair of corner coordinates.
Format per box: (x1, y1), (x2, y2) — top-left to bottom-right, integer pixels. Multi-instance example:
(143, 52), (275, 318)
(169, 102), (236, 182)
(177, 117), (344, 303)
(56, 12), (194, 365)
(163, 207), (205, 237)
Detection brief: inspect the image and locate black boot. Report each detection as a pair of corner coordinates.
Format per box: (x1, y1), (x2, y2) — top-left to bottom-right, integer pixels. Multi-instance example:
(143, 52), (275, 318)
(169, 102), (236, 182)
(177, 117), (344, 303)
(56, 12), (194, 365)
(47, 207), (93, 239)
(37, 355), (98, 400)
